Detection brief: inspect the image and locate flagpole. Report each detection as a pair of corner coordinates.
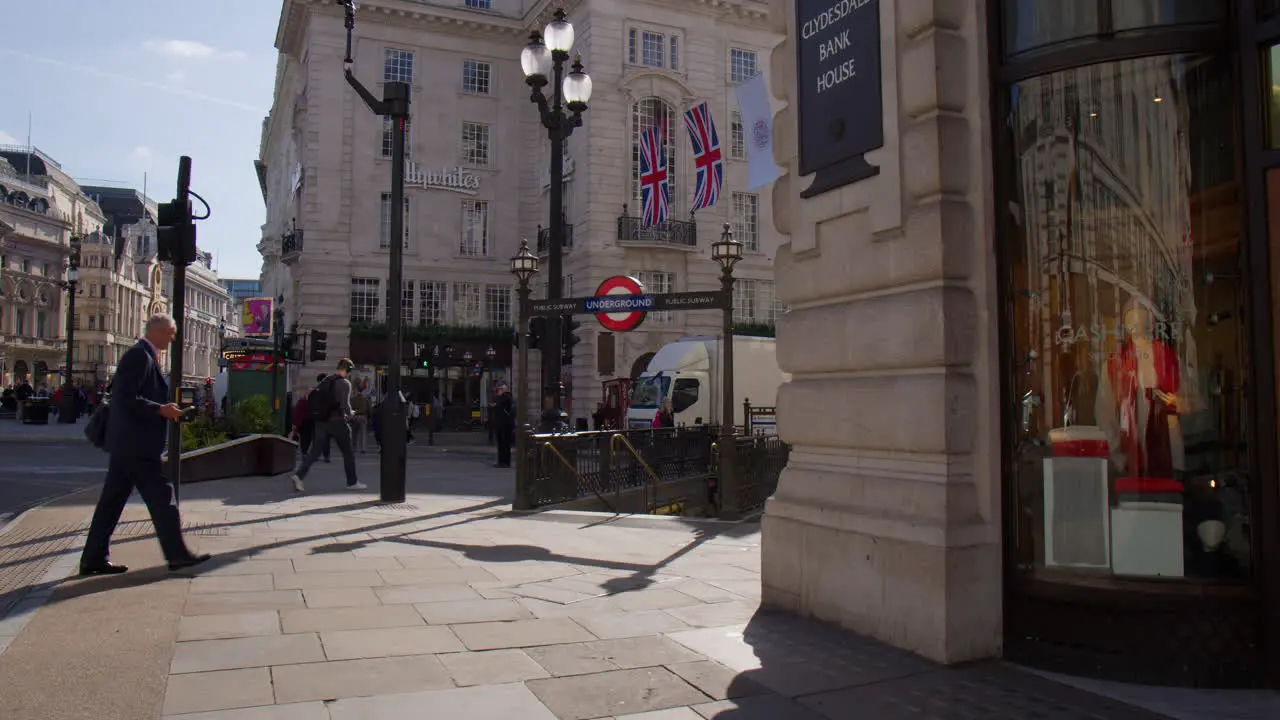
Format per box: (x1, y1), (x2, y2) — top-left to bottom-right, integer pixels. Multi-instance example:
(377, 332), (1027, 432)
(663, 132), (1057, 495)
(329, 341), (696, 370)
(25, 111), (32, 177)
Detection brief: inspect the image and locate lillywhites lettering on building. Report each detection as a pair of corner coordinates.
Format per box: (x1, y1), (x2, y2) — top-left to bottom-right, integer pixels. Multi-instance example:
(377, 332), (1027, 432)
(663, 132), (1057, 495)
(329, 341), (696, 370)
(405, 163), (481, 195)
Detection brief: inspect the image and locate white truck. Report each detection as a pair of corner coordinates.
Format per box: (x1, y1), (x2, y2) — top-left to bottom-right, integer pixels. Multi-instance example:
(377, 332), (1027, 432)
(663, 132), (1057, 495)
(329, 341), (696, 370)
(626, 335), (788, 432)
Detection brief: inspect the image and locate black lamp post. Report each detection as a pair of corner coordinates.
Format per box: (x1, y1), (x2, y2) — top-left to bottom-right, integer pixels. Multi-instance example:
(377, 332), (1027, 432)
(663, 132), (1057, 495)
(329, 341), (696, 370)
(711, 223), (743, 518)
(509, 239), (540, 509)
(57, 234), (82, 423)
(336, 0), (409, 503)
(521, 8), (592, 413)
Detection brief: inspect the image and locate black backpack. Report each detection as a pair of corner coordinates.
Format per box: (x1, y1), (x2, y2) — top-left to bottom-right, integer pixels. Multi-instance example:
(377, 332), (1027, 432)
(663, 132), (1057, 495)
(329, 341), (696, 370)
(308, 377), (336, 420)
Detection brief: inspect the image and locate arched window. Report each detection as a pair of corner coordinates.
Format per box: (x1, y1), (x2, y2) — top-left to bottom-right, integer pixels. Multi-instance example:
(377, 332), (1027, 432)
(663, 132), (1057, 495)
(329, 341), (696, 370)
(631, 97), (677, 213)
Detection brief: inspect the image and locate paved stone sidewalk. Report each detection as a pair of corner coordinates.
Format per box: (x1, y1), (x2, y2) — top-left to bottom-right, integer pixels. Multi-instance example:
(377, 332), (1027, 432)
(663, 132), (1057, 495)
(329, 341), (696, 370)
(16, 459), (1157, 720)
(0, 417), (88, 443)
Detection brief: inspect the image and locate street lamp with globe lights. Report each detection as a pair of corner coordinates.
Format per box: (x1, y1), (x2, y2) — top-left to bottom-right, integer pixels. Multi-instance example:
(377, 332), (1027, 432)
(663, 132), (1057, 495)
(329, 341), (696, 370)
(57, 233), (83, 423)
(509, 239), (540, 509)
(521, 7), (591, 413)
(711, 223), (743, 517)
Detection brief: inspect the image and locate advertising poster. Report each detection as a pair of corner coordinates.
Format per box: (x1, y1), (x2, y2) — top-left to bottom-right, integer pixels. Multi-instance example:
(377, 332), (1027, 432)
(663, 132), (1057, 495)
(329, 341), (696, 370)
(242, 297), (274, 337)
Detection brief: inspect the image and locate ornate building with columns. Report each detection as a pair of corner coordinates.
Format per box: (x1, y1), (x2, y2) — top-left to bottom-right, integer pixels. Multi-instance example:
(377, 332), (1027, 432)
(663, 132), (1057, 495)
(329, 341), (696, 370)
(259, 0), (782, 418)
(0, 147), (104, 389)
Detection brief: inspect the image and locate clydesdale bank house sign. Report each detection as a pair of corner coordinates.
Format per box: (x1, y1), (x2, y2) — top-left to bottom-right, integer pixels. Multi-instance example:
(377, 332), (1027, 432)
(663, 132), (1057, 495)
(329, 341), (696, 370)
(795, 0), (884, 198)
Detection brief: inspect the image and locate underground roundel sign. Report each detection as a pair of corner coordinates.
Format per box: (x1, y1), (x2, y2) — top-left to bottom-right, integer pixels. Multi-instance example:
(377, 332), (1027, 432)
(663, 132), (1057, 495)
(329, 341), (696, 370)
(590, 275), (649, 332)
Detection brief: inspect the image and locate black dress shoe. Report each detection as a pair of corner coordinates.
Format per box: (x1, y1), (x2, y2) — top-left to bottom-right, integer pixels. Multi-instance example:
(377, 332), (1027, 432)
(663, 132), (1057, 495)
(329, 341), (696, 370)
(79, 562), (128, 576)
(168, 554), (213, 572)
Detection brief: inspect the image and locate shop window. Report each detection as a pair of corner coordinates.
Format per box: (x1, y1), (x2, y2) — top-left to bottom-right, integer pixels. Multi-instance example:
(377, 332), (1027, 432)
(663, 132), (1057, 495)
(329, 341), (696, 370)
(1266, 45), (1280, 149)
(1003, 54), (1251, 583)
(1002, 1), (1225, 59)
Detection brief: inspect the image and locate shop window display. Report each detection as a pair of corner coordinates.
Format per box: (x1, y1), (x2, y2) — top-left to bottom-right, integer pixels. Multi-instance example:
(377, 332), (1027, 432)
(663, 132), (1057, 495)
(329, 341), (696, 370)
(1006, 54), (1252, 583)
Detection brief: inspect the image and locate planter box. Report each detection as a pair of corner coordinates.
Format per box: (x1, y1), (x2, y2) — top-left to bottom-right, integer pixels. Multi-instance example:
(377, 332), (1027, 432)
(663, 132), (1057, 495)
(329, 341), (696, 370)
(163, 434), (297, 483)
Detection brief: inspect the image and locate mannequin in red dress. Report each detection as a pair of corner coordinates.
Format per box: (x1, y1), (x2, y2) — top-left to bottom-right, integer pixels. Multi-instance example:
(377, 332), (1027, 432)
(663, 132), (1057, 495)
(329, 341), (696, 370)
(1095, 303), (1182, 478)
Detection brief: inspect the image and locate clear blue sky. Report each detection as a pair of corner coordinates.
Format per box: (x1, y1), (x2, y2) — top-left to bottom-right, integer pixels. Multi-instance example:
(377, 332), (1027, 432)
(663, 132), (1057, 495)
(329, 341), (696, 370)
(0, 0), (280, 279)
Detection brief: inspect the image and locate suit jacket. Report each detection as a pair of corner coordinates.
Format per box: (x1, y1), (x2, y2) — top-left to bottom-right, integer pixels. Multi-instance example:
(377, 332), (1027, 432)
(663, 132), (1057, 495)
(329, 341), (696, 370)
(107, 340), (170, 458)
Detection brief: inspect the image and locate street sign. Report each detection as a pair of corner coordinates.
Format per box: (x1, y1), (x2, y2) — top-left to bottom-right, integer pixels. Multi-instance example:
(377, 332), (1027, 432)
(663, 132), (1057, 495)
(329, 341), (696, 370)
(594, 275), (648, 332)
(528, 290), (729, 319)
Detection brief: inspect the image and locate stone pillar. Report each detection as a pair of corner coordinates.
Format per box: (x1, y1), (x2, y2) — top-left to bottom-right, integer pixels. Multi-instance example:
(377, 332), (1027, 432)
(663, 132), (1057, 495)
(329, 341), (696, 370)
(762, 0), (1003, 664)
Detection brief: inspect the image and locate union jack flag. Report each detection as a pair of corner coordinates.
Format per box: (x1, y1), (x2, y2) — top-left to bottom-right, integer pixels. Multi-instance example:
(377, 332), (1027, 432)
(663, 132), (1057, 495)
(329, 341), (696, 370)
(639, 124), (669, 227)
(683, 102), (723, 210)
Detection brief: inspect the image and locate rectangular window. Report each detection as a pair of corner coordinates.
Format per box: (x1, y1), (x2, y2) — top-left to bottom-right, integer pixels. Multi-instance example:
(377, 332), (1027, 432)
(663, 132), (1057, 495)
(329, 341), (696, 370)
(485, 284), (511, 327)
(732, 192), (760, 252)
(380, 193), (410, 248)
(460, 121), (490, 167)
(15, 309), (24, 335)
(730, 111), (745, 160)
(350, 277), (380, 324)
(730, 48), (757, 84)
(465, 0), (492, 8)
(382, 117), (393, 158)
(641, 31), (665, 68)
(733, 279), (758, 323)
(418, 281), (447, 325)
(453, 282), (483, 326)
(627, 29), (637, 64)
(636, 270), (674, 323)
(460, 200), (489, 256)
(383, 48), (414, 84)
(462, 59), (491, 95)
(670, 36), (680, 71)
(36, 311), (46, 338)
(401, 283), (415, 325)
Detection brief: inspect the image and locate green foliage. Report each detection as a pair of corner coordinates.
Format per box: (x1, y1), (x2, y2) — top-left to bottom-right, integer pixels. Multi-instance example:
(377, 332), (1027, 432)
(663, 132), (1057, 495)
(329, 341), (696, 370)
(181, 417), (227, 452)
(230, 395), (275, 435)
(350, 321), (513, 344)
(733, 322), (776, 338)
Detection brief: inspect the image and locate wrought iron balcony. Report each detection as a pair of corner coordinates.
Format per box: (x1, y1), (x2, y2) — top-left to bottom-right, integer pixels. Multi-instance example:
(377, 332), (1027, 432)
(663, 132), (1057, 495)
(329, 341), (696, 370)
(281, 227), (304, 264)
(536, 223), (574, 255)
(616, 205), (697, 248)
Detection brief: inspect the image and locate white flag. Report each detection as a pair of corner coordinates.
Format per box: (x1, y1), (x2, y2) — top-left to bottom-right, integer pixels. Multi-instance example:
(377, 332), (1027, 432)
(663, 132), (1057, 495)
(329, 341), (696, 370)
(735, 72), (781, 191)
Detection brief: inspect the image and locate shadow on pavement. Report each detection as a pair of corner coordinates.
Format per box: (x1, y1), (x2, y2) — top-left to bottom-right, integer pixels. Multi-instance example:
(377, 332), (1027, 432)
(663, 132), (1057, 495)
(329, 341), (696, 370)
(697, 610), (1174, 719)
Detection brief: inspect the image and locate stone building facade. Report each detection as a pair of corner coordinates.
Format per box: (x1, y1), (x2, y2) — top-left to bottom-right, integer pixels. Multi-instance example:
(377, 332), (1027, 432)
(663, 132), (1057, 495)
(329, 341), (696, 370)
(162, 252), (237, 384)
(260, 0), (783, 417)
(762, 0), (1280, 691)
(0, 147), (104, 390)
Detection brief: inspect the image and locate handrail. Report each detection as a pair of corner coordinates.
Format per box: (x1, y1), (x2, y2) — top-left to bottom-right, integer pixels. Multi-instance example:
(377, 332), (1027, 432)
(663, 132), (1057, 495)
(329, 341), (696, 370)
(542, 441), (616, 513)
(610, 433), (662, 511)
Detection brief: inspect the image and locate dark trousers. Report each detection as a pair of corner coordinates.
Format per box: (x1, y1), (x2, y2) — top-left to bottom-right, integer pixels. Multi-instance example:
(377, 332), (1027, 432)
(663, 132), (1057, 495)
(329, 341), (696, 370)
(299, 419), (330, 461)
(81, 454), (190, 565)
(296, 417), (358, 485)
(496, 427), (513, 467)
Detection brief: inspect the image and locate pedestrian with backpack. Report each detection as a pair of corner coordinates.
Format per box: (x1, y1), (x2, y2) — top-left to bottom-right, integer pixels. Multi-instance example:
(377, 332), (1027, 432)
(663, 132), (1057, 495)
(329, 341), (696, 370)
(289, 358), (366, 492)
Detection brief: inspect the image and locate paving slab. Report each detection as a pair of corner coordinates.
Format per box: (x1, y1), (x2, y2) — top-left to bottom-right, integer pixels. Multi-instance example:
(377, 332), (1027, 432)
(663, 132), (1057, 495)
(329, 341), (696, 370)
(162, 667), (275, 716)
(177, 611), (281, 642)
(452, 617), (597, 651)
(272, 570), (385, 590)
(183, 590), (304, 616)
(270, 653), (454, 704)
(170, 633), (324, 674)
(415, 597), (533, 624)
(188, 574), (275, 594)
(665, 660), (771, 701)
(279, 603), (423, 633)
(527, 666), (711, 720)
(320, 625), (464, 660)
(573, 609), (693, 639)
(300, 586), (381, 608)
(325, 682), (559, 720)
(615, 709), (704, 720)
(164, 700), (330, 719)
(438, 648), (552, 686)
(375, 582), (481, 604)
(692, 694), (828, 720)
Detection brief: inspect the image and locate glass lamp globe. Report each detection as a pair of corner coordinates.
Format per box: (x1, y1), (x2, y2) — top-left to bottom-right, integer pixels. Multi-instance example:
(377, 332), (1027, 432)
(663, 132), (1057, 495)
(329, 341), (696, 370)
(712, 223), (743, 271)
(544, 9), (574, 53)
(521, 35), (552, 83)
(563, 56), (592, 112)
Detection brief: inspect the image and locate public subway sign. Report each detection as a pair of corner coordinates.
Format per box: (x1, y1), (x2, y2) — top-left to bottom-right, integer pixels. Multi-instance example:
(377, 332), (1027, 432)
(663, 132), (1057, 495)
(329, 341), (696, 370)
(795, 0), (884, 198)
(405, 163), (481, 195)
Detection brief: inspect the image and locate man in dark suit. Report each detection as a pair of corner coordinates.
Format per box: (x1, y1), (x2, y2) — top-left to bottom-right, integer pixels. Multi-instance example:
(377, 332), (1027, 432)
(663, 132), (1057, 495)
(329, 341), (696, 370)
(493, 383), (515, 468)
(79, 313), (211, 575)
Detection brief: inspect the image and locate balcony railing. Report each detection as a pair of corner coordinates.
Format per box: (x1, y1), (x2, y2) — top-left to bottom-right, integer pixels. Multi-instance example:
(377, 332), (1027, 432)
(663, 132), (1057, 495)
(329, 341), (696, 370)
(616, 205), (697, 248)
(281, 228), (304, 263)
(536, 223), (574, 255)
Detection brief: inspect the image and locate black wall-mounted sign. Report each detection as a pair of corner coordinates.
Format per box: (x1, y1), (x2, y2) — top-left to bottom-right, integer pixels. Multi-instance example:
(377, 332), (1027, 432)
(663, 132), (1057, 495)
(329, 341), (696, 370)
(795, 0), (884, 198)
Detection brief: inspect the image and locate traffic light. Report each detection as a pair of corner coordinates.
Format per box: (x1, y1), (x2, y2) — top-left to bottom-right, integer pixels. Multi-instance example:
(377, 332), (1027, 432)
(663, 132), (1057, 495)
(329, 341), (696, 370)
(528, 316), (547, 350)
(562, 316), (581, 365)
(156, 198), (196, 265)
(310, 329), (328, 362)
